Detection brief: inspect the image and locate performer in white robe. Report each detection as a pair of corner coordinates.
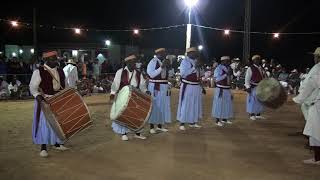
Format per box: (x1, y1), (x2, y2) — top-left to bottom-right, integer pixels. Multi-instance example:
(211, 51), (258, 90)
(147, 48), (171, 134)
(245, 55), (266, 121)
(63, 59), (79, 89)
(212, 56), (233, 126)
(29, 51), (69, 158)
(176, 47), (203, 131)
(293, 47), (320, 165)
(110, 55), (149, 141)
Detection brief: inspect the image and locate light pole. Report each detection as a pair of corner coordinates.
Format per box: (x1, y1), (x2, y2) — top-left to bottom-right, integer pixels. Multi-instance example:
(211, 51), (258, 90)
(184, 0), (198, 51)
(243, 0), (251, 63)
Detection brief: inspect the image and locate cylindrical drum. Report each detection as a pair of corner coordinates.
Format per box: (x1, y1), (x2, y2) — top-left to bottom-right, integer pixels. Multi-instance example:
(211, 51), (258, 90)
(41, 88), (92, 141)
(110, 85), (152, 132)
(256, 78), (287, 109)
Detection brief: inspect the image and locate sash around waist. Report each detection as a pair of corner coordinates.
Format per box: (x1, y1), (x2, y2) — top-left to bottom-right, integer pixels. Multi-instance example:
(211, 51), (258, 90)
(181, 79), (200, 85)
(216, 84), (231, 89)
(149, 79), (169, 83)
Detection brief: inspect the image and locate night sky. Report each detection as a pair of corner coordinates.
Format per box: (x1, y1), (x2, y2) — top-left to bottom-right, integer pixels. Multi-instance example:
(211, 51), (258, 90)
(1, 0), (320, 69)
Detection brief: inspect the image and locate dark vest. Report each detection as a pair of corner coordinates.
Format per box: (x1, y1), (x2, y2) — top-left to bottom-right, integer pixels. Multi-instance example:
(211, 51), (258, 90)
(250, 65), (264, 86)
(118, 68), (141, 91)
(39, 66), (65, 95)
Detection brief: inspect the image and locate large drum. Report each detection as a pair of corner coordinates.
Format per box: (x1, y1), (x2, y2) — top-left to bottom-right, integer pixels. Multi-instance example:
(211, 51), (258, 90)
(41, 88), (92, 141)
(110, 85), (152, 132)
(256, 78), (287, 109)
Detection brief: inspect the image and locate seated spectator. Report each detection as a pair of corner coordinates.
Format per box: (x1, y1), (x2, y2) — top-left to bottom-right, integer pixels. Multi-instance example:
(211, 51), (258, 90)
(93, 82), (104, 93)
(278, 68), (289, 82)
(0, 76), (9, 98)
(271, 64), (282, 79)
(101, 75), (113, 93)
(10, 75), (22, 86)
(8, 76), (22, 99)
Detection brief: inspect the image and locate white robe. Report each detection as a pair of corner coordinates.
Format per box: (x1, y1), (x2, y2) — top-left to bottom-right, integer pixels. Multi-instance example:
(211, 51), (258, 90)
(110, 66), (147, 134)
(63, 64), (79, 88)
(293, 63), (320, 145)
(147, 57), (171, 124)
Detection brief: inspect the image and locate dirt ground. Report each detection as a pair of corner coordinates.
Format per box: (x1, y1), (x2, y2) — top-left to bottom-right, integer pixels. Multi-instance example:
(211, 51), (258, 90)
(0, 88), (319, 180)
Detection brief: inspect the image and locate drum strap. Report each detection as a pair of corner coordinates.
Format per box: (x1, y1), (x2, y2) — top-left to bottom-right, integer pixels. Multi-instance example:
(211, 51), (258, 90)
(35, 88), (45, 138)
(218, 88), (224, 98)
(43, 65), (64, 91)
(35, 99), (41, 137)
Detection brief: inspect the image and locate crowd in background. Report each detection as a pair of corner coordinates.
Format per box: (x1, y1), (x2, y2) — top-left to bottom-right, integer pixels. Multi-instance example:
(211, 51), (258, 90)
(0, 55), (117, 99)
(0, 54), (311, 100)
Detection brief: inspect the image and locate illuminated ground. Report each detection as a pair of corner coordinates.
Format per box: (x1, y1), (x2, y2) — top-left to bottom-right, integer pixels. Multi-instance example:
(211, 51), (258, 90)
(0, 89), (319, 180)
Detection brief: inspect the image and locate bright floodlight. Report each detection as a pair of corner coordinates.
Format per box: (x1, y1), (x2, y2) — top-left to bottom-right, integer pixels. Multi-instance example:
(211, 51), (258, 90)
(11, 21), (18, 27)
(105, 40), (111, 46)
(12, 52), (17, 57)
(224, 29), (230, 35)
(273, 33), (280, 38)
(72, 50), (78, 57)
(198, 45), (203, 51)
(185, 0), (199, 8)
(74, 28), (81, 34)
(30, 48), (34, 54)
(19, 49), (23, 54)
(133, 29), (139, 35)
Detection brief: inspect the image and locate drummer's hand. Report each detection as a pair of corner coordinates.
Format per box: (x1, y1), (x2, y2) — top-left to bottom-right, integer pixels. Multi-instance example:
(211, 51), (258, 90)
(146, 91), (151, 96)
(36, 95), (45, 102)
(245, 88), (252, 94)
(109, 94), (115, 102)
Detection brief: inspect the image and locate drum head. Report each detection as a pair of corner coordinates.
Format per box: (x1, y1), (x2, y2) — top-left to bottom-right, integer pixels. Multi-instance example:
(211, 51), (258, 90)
(41, 101), (66, 141)
(110, 86), (131, 120)
(256, 78), (281, 102)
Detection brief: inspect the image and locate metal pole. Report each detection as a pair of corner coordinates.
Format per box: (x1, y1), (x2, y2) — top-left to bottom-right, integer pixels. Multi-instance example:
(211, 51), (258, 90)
(33, 8), (38, 60)
(243, 0), (251, 64)
(185, 8), (192, 51)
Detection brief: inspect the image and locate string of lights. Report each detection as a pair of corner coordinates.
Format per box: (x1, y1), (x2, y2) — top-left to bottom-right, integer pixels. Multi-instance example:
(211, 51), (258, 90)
(1, 18), (320, 38)
(0, 18), (186, 34)
(192, 24), (320, 38)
